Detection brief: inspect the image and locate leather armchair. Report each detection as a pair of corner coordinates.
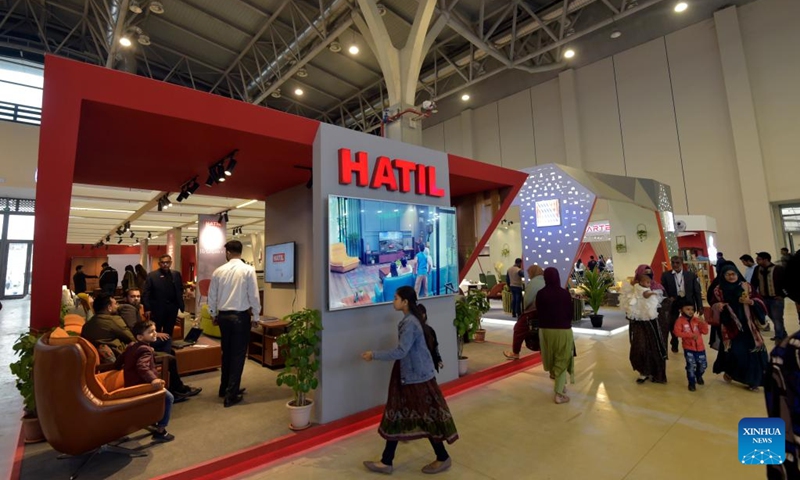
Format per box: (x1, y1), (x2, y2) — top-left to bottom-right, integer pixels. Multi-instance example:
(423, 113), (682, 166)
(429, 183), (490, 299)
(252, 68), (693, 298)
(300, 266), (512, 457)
(330, 242), (360, 273)
(34, 330), (165, 458)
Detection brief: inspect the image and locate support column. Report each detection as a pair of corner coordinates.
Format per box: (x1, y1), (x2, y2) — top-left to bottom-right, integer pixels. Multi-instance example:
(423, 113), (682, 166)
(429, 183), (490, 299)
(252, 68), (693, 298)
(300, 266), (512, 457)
(166, 228), (182, 273)
(559, 69), (583, 169)
(139, 238), (149, 268)
(714, 6), (776, 253)
(356, 0), (444, 145)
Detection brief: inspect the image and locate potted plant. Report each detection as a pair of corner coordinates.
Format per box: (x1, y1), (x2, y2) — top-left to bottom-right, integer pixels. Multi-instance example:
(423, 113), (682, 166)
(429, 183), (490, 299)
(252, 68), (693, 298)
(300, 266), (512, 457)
(453, 298), (479, 376)
(276, 308), (323, 430)
(636, 225), (648, 241)
(10, 332), (45, 443)
(615, 243), (627, 253)
(580, 268), (611, 328)
(500, 244), (510, 258)
(465, 290), (490, 342)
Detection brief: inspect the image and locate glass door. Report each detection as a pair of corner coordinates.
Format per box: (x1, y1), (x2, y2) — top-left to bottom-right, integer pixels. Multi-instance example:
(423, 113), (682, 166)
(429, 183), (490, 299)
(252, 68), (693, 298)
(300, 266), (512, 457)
(2, 241), (32, 298)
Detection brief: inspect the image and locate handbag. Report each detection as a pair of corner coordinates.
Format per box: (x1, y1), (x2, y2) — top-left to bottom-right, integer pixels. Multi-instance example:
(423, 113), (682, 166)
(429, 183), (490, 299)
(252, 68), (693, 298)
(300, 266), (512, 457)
(522, 311), (540, 351)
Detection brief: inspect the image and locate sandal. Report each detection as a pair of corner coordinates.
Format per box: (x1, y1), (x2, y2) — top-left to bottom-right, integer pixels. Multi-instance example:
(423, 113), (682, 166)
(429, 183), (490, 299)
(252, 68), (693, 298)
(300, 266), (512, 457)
(636, 376), (648, 384)
(554, 393), (570, 404)
(723, 374), (732, 383)
(503, 351), (520, 360)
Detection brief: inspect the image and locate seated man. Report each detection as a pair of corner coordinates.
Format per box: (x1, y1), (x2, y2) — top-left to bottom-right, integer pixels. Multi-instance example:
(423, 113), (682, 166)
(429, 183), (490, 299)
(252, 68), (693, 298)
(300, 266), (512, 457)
(83, 293), (201, 401)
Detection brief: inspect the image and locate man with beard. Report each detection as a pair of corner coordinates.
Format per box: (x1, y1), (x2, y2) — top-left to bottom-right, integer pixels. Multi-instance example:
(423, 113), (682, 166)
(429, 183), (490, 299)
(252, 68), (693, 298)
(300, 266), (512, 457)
(143, 254), (185, 338)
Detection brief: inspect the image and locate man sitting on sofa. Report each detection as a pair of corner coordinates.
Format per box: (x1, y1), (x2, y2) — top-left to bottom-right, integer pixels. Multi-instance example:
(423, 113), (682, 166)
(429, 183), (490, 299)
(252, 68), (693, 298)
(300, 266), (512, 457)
(82, 293), (200, 401)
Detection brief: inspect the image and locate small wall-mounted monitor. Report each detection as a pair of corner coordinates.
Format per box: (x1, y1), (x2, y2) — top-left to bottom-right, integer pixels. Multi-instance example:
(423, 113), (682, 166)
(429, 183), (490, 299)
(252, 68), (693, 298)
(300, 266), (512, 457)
(535, 199), (561, 227)
(265, 242), (295, 284)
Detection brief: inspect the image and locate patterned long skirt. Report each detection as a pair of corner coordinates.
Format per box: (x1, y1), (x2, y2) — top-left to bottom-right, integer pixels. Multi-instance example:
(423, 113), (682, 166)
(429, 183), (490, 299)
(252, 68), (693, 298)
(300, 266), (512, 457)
(378, 361), (459, 444)
(629, 318), (668, 382)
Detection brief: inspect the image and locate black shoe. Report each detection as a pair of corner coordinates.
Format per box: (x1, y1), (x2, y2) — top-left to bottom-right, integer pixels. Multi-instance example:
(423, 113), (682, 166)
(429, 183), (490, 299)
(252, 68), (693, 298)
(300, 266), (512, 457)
(172, 394), (189, 404)
(636, 377), (648, 384)
(218, 388), (246, 398)
(770, 336), (777, 341)
(688, 384), (696, 392)
(224, 394), (243, 408)
(177, 386), (202, 397)
(697, 377), (704, 385)
(152, 431), (175, 443)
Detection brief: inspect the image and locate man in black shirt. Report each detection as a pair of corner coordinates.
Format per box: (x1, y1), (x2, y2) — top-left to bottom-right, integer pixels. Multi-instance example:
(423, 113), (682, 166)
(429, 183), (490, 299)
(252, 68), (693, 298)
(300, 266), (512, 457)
(72, 265), (98, 294)
(98, 263), (119, 295)
(142, 254), (185, 338)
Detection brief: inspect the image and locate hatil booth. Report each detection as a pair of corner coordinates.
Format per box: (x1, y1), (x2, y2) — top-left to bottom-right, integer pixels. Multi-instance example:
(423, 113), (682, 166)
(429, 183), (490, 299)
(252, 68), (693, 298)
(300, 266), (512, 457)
(27, 55), (529, 477)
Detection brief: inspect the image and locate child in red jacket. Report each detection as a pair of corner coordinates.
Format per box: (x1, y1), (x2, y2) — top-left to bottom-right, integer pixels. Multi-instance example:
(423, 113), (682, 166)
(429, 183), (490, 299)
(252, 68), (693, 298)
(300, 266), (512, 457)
(673, 298), (709, 391)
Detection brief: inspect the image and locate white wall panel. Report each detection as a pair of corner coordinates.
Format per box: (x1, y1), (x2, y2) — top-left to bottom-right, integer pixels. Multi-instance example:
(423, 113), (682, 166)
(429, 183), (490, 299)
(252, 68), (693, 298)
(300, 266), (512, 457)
(473, 102), (502, 166)
(442, 116), (463, 156)
(498, 89), (536, 170)
(666, 20), (747, 258)
(530, 79), (566, 165)
(422, 122), (444, 152)
(614, 38), (688, 214)
(739, 0), (800, 203)
(575, 58), (625, 176)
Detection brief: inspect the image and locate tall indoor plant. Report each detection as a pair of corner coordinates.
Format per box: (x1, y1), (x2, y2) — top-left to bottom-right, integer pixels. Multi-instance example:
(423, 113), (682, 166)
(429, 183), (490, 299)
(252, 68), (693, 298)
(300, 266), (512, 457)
(465, 289), (490, 342)
(453, 298), (479, 376)
(10, 331), (45, 443)
(276, 308), (323, 430)
(580, 268), (611, 328)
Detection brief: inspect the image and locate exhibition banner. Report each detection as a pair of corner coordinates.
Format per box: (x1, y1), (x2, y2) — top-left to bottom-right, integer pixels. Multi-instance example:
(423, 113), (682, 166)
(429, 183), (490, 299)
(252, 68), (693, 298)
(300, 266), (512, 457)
(196, 215), (227, 312)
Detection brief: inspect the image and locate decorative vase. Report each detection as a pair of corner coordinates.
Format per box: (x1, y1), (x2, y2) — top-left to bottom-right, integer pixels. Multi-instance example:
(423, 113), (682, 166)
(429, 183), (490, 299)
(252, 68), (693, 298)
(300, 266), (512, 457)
(22, 415), (44, 444)
(458, 357), (469, 376)
(474, 329), (486, 343)
(502, 290), (511, 313)
(287, 399), (314, 431)
(589, 314), (604, 328)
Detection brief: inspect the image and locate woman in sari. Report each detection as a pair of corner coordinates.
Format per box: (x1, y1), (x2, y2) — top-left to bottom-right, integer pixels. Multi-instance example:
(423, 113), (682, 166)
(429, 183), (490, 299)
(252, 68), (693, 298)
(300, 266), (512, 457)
(537, 268), (575, 404)
(711, 263), (768, 391)
(622, 264), (668, 383)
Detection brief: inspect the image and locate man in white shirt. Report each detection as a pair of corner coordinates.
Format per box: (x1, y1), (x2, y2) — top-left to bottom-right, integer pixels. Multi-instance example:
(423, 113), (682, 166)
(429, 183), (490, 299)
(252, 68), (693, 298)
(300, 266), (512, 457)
(209, 240), (261, 407)
(739, 254), (756, 283)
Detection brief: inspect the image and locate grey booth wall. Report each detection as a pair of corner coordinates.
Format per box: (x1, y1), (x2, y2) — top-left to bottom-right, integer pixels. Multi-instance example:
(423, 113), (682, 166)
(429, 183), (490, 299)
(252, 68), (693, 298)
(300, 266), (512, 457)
(312, 123), (458, 424)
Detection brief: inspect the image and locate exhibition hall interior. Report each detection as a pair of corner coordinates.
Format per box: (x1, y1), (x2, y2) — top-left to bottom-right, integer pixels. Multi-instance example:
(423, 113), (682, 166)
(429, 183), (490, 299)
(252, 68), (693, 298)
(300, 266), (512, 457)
(0, 0), (798, 479)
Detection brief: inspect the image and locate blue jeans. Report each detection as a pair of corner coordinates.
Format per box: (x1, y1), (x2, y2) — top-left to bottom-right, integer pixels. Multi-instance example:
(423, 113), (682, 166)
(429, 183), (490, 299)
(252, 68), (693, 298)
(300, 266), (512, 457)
(764, 297), (786, 340)
(510, 286), (523, 317)
(157, 389), (174, 428)
(218, 311), (251, 398)
(684, 350), (707, 386)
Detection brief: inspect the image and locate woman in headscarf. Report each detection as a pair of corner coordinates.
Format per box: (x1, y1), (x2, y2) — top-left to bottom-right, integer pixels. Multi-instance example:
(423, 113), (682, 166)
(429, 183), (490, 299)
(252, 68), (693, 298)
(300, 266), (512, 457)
(537, 268), (575, 404)
(632, 263), (673, 350)
(622, 264), (668, 383)
(504, 265), (545, 360)
(710, 263), (768, 391)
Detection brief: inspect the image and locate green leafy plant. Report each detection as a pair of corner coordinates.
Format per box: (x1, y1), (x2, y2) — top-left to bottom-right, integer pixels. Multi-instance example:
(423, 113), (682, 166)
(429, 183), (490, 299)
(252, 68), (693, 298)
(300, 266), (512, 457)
(636, 229), (647, 241)
(615, 243), (627, 253)
(465, 289), (490, 330)
(453, 298), (479, 359)
(10, 332), (40, 415)
(501, 244), (510, 257)
(580, 268), (612, 315)
(276, 308), (323, 407)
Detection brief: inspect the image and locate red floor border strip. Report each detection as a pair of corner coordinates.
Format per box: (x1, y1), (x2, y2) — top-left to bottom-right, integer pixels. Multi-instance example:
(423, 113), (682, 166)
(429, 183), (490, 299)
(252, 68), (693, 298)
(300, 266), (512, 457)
(154, 353), (541, 480)
(10, 424), (23, 480)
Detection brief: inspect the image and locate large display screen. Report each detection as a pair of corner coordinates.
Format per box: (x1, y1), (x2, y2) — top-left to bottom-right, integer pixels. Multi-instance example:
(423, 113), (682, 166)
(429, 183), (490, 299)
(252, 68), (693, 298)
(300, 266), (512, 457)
(265, 242), (295, 284)
(328, 195), (458, 311)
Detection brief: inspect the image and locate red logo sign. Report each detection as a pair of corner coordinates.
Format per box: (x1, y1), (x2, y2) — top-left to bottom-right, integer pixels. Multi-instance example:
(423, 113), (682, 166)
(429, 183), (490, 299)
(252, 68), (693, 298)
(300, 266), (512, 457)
(272, 253), (285, 263)
(337, 148), (445, 197)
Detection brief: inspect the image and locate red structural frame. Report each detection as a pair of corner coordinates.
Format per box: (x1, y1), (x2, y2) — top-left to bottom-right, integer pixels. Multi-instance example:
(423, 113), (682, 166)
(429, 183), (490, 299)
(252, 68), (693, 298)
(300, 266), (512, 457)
(32, 56), (528, 330)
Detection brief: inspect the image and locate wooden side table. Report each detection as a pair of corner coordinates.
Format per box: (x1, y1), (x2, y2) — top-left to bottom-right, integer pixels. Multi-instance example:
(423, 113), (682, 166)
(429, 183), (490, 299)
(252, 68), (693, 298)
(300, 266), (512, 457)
(174, 337), (222, 375)
(248, 319), (289, 368)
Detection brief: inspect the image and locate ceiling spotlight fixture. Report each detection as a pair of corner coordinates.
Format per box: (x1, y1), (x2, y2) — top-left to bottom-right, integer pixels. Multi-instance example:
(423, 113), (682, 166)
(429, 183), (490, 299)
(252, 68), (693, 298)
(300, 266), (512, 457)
(461, 93), (470, 101)
(329, 41), (342, 53)
(206, 150), (238, 186)
(137, 34), (151, 46)
(376, 3), (387, 16)
(117, 237), (123, 244)
(294, 88), (304, 96)
(125, 221), (131, 231)
(106, 235), (111, 242)
(184, 236), (189, 242)
(348, 44), (359, 55)
(119, 36), (132, 47)
(610, 30), (622, 39)
(177, 176), (200, 202)
(224, 151), (237, 176)
(674, 2), (688, 13)
(149, 1), (165, 14)
(271, 89), (281, 98)
(148, 231), (152, 239)
(192, 237), (198, 244)
(130, 231), (136, 238)
(564, 48), (576, 59)
(129, 1), (143, 14)
(297, 68), (308, 78)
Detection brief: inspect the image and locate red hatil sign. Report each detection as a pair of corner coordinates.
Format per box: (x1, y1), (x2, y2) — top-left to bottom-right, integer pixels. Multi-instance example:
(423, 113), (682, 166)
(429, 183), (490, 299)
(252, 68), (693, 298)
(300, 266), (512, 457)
(337, 148), (445, 197)
(272, 253), (286, 263)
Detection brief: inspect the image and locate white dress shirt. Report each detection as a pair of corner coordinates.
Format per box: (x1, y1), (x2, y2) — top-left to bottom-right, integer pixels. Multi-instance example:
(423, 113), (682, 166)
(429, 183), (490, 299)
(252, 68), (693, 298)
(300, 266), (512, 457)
(208, 258), (261, 317)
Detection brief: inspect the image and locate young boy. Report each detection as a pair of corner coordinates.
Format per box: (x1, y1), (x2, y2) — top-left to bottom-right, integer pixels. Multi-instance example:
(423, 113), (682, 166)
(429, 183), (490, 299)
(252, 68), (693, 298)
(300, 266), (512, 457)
(115, 320), (175, 442)
(672, 298), (709, 391)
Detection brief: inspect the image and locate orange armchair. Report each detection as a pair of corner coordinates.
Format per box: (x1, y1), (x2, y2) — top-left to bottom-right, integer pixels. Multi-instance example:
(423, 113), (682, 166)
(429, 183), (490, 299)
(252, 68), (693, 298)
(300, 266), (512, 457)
(34, 330), (165, 476)
(330, 242), (360, 273)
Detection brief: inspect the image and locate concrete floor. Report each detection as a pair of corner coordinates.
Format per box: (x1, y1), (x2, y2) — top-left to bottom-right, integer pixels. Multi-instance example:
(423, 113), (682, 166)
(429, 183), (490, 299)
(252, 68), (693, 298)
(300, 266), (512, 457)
(0, 299), (28, 480)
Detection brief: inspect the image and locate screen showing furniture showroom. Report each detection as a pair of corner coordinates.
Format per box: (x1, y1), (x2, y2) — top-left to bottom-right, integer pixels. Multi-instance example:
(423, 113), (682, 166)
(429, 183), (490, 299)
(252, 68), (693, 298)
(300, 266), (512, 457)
(535, 199), (561, 227)
(265, 241), (295, 284)
(328, 195), (458, 311)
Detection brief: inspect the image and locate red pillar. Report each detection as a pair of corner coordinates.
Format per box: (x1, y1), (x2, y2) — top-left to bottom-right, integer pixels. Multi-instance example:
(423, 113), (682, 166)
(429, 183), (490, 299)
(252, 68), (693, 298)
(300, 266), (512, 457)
(30, 58), (81, 331)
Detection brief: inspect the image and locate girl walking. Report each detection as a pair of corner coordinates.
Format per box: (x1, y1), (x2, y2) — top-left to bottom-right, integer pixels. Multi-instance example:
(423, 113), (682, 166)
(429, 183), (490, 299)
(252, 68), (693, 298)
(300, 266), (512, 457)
(361, 286), (458, 475)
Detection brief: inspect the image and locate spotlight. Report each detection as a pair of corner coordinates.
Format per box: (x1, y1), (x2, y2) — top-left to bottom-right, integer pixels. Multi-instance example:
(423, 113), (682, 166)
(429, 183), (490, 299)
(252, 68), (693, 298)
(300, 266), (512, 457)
(106, 235), (111, 242)
(117, 237), (123, 244)
(119, 36), (132, 47)
(116, 227), (124, 235)
(157, 201), (163, 212)
(184, 236), (189, 242)
(125, 221), (131, 231)
(224, 157), (237, 176)
(564, 49), (576, 59)
(130, 231), (135, 238)
(165, 195), (172, 208)
(148, 231), (152, 239)
(217, 164), (226, 182)
(674, 2), (688, 13)
(294, 88), (304, 96)
(224, 212), (229, 222)
(461, 94), (470, 101)
(149, 1), (165, 14)
(192, 237), (198, 244)
(205, 175), (215, 187)
(348, 45), (359, 55)
(176, 190), (187, 202)
(188, 180), (200, 194)
(129, 0), (143, 14)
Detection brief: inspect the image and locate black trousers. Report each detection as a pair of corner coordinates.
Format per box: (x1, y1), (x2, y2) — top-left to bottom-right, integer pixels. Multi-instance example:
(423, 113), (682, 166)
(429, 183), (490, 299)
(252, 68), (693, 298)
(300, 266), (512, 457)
(152, 306), (179, 338)
(218, 311), (250, 399)
(381, 439), (449, 466)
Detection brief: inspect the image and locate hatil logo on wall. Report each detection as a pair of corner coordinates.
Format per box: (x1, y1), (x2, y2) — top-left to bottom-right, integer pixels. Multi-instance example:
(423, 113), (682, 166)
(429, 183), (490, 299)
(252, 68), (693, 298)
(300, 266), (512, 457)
(272, 253), (285, 263)
(739, 418), (785, 465)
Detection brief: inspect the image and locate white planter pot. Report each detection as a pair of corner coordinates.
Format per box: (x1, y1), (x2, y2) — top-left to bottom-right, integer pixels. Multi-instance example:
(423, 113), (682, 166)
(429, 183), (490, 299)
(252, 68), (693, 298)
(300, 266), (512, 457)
(287, 399), (314, 430)
(458, 357), (469, 376)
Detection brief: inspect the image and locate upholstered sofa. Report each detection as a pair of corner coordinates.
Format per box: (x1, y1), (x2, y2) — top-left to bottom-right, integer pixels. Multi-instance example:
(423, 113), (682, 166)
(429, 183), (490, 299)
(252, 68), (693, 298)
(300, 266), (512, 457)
(374, 273), (416, 303)
(330, 242), (360, 273)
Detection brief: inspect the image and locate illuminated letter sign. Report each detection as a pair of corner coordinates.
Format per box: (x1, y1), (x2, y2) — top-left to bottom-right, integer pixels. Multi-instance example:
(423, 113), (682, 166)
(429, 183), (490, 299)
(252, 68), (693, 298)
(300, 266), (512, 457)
(338, 148), (445, 198)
